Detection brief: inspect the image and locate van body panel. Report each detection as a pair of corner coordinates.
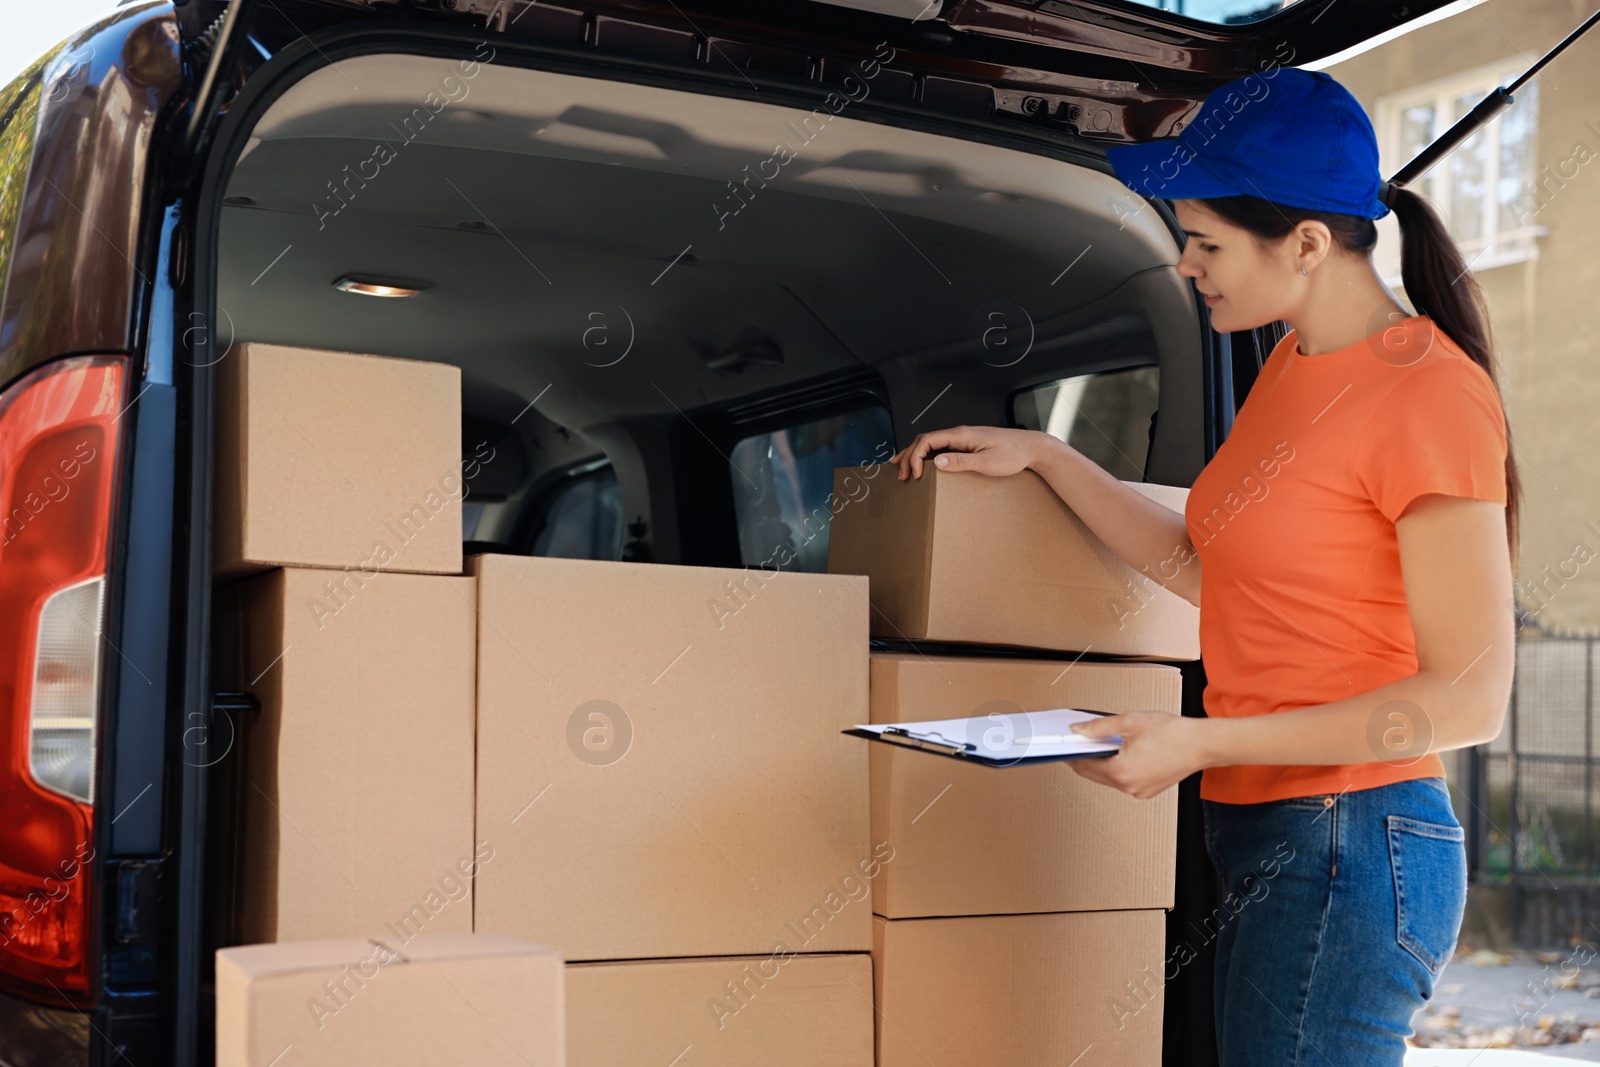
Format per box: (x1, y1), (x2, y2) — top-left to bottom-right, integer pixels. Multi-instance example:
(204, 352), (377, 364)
(0, 1), (181, 389)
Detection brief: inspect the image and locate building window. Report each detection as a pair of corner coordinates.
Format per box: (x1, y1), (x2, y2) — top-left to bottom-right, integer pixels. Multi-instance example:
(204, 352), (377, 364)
(1375, 61), (1541, 279)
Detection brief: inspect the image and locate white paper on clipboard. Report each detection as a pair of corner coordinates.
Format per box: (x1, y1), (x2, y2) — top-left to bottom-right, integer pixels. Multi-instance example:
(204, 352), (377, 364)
(851, 707), (1122, 760)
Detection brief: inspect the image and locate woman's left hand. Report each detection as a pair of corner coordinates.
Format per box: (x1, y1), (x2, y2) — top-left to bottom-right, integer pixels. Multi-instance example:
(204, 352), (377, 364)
(1067, 712), (1212, 798)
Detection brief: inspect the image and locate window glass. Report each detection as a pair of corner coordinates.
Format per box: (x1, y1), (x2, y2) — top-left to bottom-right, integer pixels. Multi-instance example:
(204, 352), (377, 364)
(1377, 66), (1539, 271)
(1496, 77), (1538, 237)
(1450, 90), (1488, 245)
(1398, 103), (1436, 205)
(0, 63), (46, 311)
(463, 501), (483, 540)
(1115, 0), (1304, 25)
(529, 464), (624, 560)
(730, 407), (894, 574)
(1012, 365), (1158, 482)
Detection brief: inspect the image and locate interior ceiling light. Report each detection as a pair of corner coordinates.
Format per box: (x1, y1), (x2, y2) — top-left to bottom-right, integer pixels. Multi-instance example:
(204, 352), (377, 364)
(333, 275), (428, 298)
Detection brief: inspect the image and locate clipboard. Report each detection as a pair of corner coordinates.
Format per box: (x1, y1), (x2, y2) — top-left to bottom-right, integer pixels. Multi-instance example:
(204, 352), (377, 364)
(842, 708), (1122, 768)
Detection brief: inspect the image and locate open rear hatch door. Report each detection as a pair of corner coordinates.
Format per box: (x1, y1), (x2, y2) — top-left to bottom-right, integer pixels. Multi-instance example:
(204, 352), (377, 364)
(177, 0), (1483, 146)
(937, 0), (1484, 137)
(943, 0), (1480, 75)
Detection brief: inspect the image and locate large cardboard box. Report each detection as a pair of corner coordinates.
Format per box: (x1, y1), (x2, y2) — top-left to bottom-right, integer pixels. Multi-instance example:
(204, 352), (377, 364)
(216, 933), (562, 1067)
(873, 911), (1166, 1067)
(215, 342), (463, 577)
(224, 568), (477, 943)
(472, 554), (874, 960)
(566, 953), (873, 1067)
(869, 653), (1180, 917)
(826, 465), (1198, 659)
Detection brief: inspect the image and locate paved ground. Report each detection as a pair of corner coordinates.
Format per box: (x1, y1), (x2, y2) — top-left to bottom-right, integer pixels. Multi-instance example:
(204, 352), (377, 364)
(1405, 947), (1600, 1061)
(1407, 1054), (1597, 1065)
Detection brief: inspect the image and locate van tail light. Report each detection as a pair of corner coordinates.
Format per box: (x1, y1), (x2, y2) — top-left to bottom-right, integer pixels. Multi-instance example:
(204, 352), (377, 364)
(0, 356), (125, 1005)
(32, 577), (106, 803)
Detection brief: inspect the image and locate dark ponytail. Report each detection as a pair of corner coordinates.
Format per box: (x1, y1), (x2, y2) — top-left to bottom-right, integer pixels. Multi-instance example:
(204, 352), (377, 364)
(1200, 191), (1522, 564)
(1386, 185), (1521, 562)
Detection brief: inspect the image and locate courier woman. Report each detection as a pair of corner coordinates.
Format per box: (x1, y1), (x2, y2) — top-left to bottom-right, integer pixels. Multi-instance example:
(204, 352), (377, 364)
(890, 68), (1517, 1064)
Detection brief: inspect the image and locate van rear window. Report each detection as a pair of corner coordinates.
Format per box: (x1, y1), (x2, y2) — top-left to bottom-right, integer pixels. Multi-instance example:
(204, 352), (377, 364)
(730, 407), (894, 574)
(1012, 365), (1159, 481)
(528, 463), (625, 560)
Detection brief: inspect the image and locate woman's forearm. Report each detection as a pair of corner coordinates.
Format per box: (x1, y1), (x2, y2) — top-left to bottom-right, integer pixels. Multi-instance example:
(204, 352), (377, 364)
(1025, 433), (1201, 606)
(1198, 668), (1507, 770)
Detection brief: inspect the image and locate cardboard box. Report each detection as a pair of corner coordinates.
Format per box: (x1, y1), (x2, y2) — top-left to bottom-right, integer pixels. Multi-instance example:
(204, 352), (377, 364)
(873, 911), (1166, 1067)
(566, 953), (873, 1067)
(216, 933), (562, 1067)
(826, 466), (1198, 659)
(225, 568), (477, 943)
(868, 653), (1180, 917)
(472, 554), (874, 960)
(215, 342), (462, 577)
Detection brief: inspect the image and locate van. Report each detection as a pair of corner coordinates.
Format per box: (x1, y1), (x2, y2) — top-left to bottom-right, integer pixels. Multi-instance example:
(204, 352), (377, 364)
(0, 0), (1471, 1062)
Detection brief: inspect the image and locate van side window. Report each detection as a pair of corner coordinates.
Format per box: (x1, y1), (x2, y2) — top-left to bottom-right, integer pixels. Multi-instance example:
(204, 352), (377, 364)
(527, 463), (625, 560)
(730, 407), (894, 574)
(1011, 365), (1158, 481)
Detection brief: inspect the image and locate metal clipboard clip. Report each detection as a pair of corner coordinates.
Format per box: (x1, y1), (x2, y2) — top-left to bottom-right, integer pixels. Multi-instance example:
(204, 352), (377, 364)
(879, 726), (975, 757)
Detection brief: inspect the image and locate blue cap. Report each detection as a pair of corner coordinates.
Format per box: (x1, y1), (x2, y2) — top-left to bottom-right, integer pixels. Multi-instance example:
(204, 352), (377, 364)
(1105, 68), (1392, 220)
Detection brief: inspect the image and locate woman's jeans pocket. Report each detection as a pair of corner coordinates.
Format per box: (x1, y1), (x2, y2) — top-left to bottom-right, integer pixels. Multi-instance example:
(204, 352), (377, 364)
(1386, 815), (1467, 975)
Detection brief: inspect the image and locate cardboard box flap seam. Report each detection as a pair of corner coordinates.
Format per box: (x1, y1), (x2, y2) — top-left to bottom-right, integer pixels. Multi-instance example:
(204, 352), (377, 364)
(917, 470), (937, 637)
(565, 951), (868, 969)
(219, 934), (558, 978)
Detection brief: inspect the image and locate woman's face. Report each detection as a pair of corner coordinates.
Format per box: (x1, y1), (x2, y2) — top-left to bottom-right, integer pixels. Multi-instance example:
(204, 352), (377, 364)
(1172, 199), (1302, 334)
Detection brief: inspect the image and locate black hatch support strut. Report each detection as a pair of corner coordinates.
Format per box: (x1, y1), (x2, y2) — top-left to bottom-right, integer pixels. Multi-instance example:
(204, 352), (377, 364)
(177, 0), (264, 184)
(1388, 6), (1600, 189)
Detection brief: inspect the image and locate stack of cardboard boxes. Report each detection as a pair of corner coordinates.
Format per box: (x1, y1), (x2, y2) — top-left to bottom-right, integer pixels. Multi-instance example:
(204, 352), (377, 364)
(827, 463), (1201, 1066)
(211, 342), (1201, 1065)
(470, 551), (876, 1066)
(211, 345), (876, 1065)
(212, 343), (479, 947)
(211, 343), (536, 1065)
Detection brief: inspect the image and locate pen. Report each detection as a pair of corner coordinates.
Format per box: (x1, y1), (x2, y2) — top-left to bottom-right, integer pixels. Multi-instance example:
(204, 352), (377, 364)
(1003, 734), (1123, 745)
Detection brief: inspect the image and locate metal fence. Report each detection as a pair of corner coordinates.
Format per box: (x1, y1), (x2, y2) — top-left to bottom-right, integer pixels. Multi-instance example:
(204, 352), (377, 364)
(1466, 616), (1599, 883)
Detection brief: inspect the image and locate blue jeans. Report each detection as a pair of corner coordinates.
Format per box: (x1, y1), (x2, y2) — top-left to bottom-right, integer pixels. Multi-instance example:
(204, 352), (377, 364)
(1202, 776), (1467, 1065)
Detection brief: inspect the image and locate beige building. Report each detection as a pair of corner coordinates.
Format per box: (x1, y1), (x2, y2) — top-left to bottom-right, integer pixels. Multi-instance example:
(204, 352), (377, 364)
(1327, 0), (1600, 634)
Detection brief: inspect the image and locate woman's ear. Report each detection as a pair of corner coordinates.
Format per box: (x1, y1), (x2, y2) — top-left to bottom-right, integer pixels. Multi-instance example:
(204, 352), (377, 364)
(1293, 219), (1333, 273)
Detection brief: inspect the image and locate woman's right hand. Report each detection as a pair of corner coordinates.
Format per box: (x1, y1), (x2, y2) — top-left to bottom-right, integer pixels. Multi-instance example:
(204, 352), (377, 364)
(890, 426), (1048, 481)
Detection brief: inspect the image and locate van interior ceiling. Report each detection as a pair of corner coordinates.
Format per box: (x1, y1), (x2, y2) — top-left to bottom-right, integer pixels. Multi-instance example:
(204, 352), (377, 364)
(215, 53), (1205, 565)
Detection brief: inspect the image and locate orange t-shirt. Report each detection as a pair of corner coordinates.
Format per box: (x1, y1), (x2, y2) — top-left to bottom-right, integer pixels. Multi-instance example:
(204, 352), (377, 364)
(1185, 314), (1509, 804)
